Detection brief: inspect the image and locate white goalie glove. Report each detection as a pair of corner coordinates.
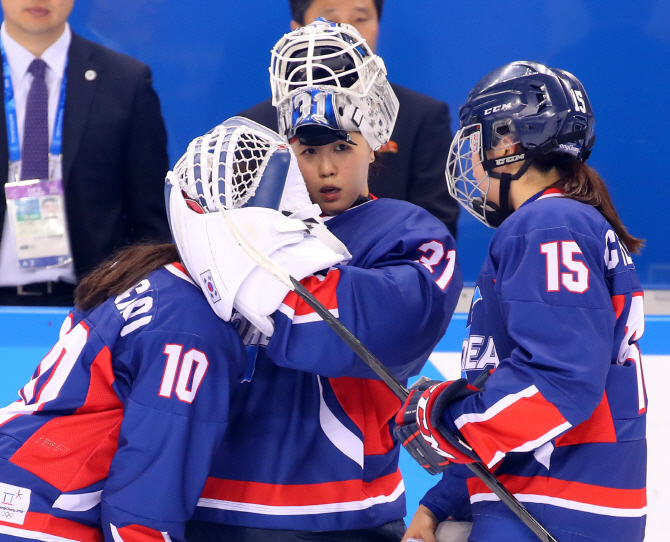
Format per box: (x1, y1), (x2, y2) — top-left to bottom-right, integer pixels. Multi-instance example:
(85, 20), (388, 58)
(166, 117), (350, 336)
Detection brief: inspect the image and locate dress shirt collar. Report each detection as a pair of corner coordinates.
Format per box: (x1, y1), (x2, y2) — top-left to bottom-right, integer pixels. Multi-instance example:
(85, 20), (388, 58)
(1, 22), (71, 80)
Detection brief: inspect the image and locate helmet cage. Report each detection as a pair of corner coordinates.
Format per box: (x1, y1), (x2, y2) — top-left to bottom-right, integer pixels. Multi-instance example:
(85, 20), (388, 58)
(270, 19), (385, 106)
(276, 84), (398, 150)
(172, 122), (277, 212)
(170, 117), (314, 216)
(270, 20), (398, 150)
(448, 61), (597, 227)
(446, 123), (493, 227)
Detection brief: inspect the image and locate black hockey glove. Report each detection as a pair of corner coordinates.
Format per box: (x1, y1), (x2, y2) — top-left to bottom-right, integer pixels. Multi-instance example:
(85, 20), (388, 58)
(394, 378), (481, 475)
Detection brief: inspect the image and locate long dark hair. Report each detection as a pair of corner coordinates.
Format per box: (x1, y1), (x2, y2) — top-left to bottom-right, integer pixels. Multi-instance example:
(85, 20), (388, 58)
(533, 154), (644, 254)
(75, 243), (181, 311)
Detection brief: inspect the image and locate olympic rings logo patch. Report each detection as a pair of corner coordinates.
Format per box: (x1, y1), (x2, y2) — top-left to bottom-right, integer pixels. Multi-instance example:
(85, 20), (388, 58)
(1, 510), (14, 519)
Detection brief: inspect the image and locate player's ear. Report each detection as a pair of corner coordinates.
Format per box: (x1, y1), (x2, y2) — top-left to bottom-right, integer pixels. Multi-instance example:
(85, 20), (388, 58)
(501, 136), (521, 156)
(369, 149), (375, 163)
(290, 20), (300, 31)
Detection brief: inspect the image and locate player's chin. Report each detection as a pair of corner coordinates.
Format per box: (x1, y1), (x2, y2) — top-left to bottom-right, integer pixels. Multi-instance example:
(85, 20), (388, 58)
(317, 198), (350, 216)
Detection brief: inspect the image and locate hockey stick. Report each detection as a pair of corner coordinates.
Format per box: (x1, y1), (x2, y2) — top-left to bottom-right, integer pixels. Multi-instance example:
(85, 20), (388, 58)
(222, 210), (558, 542)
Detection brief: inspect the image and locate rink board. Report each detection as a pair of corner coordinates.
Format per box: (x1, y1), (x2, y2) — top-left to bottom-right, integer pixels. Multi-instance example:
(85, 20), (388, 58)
(0, 309), (667, 540)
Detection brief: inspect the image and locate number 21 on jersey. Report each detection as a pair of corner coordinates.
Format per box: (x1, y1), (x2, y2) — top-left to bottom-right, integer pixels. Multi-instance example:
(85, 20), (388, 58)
(417, 241), (456, 290)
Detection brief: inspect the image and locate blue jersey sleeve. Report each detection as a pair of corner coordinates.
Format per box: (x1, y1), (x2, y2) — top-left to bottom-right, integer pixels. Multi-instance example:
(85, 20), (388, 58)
(101, 328), (244, 542)
(445, 223), (616, 468)
(267, 210), (462, 381)
(420, 464), (472, 522)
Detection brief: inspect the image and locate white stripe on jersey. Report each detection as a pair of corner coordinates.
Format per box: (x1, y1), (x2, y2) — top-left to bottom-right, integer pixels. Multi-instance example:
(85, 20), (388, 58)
(317, 376), (364, 468)
(277, 303), (339, 324)
(469, 491), (647, 518)
(0, 524), (85, 542)
(52, 490), (102, 512)
(110, 524), (173, 542)
(196, 479), (405, 516)
(165, 264), (194, 285)
(453, 385), (540, 428)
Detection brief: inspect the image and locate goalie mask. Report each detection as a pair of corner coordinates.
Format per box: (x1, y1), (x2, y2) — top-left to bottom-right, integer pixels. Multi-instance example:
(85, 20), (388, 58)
(446, 61), (596, 228)
(165, 117), (349, 332)
(270, 18), (398, 150)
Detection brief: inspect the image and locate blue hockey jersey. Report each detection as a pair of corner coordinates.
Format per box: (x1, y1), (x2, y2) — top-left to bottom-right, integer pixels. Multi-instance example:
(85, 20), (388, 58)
(422, 189), (646, 542)
(193, 198), (463, 531)
(0, 264), (248, 542)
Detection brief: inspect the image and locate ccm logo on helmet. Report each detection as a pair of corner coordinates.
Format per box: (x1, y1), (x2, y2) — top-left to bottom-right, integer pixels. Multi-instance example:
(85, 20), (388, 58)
(495, 154), (524, 166)
(484, 103), (512, 115)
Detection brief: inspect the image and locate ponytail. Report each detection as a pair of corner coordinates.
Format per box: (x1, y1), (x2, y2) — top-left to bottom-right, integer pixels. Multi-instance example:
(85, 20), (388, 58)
(533, 154), (644, 254)
(75, 243), (181, 311)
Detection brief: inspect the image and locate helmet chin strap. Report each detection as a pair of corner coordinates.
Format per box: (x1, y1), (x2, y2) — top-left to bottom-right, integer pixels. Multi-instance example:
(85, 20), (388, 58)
(479, 172), (513, 228)
(480, 150), (530, 226)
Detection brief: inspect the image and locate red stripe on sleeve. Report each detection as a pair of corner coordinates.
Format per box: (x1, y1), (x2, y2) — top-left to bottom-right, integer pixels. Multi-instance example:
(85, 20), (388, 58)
(457, 388), (569, 466)
(282, 269), (340, 316)
(114, 523), (168, 542)
(329, 377), (401, 455)
(10, 347), (124, 492)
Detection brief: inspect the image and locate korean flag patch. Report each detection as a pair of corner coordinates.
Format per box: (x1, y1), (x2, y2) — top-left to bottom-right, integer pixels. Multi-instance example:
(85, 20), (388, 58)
(200, 270), (221, 303)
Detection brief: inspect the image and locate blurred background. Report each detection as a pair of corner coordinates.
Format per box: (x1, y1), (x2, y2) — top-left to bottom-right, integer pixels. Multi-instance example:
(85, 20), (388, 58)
(63, 0), (670, 288)
(1, 1), (668, 539)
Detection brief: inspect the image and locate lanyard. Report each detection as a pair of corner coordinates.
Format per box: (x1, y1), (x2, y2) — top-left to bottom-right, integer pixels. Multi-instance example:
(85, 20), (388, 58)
(0, 39), (67, 163)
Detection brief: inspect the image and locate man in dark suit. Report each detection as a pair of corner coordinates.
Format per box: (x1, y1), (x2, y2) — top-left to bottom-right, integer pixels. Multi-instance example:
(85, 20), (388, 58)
(239, 0), (459, 237)
(0, 0), (170, 306)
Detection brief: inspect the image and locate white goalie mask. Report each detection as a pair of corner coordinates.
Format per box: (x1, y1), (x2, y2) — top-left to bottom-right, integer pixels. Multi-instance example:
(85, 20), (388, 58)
(165, 117), (349, 333)
(169, 116), (315, 216)
(270, 18), (398, 150)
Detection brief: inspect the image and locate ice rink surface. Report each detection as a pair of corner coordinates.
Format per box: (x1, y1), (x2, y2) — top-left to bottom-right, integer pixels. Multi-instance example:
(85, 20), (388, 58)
(0, 309), (667, 541)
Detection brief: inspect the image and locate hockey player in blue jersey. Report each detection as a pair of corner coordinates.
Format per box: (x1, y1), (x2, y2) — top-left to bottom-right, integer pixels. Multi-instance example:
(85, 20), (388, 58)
(395, 61), (647, 542)
(0, 118), (347, 542)
(184, 20), (462, 542)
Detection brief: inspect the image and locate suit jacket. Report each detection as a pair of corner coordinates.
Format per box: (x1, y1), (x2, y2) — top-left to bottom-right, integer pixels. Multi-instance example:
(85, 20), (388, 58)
(238, 83), (460, 237)
(0, 32), (171, 279)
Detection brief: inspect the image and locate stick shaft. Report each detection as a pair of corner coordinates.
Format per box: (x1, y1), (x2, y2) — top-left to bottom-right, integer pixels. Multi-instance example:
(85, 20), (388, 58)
(291, 278), (409, 399)
(223, 208), (557, 542)
(290, 278), (558, 542)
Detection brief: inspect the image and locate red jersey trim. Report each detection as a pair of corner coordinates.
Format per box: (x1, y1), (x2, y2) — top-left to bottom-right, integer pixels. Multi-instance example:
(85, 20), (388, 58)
(10, 347), (124, 492)
(454, 385), (570, 467)
(328, 377), (401, 456)
(555, 392), (616, 447)
(111, 523), (171, 542)
(468, 475), (646, 517)
(279, 270), (340, 324)
(198, 470), (403, 514)
(611, 294), (626, 320)
(0, 511), (103, 542)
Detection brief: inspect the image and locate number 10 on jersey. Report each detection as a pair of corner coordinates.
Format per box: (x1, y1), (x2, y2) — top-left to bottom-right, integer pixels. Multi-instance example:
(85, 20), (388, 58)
(159, 345), (209, 403)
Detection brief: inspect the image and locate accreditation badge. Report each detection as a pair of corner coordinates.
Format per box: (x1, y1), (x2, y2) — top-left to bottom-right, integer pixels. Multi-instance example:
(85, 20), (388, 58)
(4, 177), (72, 269)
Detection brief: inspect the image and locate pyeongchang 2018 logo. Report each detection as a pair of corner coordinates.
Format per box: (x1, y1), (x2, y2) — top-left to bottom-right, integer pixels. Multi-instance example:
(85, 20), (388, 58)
(0, 483), (31, 525)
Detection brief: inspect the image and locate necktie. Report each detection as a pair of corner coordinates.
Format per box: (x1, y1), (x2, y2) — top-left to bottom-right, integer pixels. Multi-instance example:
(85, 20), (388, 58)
(21, 58), (49, 180)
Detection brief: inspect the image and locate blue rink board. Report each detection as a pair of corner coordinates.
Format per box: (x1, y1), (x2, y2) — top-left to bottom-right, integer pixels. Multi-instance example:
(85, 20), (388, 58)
(0, 308), (668, 524)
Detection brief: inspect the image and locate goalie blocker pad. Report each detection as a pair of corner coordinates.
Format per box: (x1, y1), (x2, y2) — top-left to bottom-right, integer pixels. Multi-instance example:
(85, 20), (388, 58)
(165, 175), (347, 335)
